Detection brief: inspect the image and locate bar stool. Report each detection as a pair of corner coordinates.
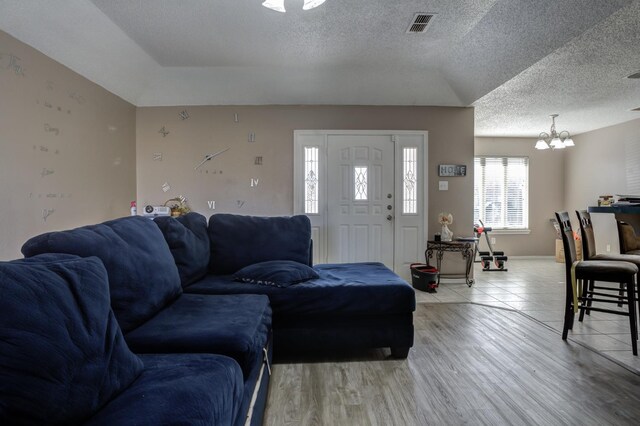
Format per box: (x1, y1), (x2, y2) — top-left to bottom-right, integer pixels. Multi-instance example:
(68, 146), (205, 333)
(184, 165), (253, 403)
(616, 220), (640, 255)
(578, 211), (640, 267)
(556, 211), (638, 355)
(576, 210), (640, 310)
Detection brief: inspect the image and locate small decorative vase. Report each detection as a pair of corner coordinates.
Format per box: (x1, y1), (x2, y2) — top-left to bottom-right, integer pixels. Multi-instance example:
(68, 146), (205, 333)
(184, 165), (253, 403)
(441, 224), (453, 242)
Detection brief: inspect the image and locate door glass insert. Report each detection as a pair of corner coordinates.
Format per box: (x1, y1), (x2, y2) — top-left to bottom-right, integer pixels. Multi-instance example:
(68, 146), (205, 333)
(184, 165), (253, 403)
(354, 166), (368, 200)
(403, 147), (417, 214)
(304, 147), (319, 214)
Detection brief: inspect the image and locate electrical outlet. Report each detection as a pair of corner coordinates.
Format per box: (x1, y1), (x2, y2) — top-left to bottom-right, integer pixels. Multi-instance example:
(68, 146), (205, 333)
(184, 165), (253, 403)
(491, 237), (496, 244)
(438, 181), (448, 191)
(606, 244), (611, 252)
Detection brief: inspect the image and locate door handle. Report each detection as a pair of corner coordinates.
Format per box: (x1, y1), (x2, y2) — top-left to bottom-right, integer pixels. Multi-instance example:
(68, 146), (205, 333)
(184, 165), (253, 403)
(387, 215), (393, 221)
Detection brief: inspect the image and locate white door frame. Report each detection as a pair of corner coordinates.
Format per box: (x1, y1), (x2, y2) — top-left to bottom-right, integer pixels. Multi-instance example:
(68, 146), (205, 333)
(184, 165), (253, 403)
(293, 130), (428, 276)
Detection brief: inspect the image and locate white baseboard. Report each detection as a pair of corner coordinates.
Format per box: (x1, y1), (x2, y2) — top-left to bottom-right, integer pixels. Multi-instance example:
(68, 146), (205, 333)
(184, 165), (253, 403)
(506, 256), (555, 260)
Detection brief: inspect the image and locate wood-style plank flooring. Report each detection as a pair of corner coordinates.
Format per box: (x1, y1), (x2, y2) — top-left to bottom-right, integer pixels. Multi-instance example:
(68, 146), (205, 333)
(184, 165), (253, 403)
(264, 303), (640, 425)
(416, 259), (640, 372)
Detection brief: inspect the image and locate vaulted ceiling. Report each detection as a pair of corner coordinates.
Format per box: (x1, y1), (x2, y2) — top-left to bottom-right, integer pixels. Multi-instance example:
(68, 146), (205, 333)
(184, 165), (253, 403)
(1, 0), (639, 136)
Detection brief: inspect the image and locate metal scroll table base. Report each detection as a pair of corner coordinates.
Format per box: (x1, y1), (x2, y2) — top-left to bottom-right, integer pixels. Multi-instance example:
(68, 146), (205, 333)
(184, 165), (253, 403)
(425, 240), (476, 287)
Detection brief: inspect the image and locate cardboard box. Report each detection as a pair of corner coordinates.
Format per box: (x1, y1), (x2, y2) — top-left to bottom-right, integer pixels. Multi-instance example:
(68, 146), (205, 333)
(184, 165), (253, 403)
(555, 239), (583, 263)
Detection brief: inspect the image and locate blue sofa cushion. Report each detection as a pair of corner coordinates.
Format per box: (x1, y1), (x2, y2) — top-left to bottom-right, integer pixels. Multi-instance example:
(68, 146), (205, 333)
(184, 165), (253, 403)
(0, 255), (143, 425)
(185, 262), (416, 316)
(234, 260), (319, 288)
(21, 216), (182, 332)
(125, 294), (271, 379)
(208, 214), (312, 274)
(154, 212), (210, 287)
(85, 354), (243, 426)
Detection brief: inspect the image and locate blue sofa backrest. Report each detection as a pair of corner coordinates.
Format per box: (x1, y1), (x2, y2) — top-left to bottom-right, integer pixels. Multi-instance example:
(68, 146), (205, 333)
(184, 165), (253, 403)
(21, 216), (182, 332)
(154, 212), (210, 287)
(208, 214), (312, 275)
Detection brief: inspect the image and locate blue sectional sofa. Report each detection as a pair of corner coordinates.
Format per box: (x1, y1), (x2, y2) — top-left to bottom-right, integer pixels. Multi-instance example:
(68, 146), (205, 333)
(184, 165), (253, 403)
(12, 212), (415, 424)
(20, 216), (272, 426)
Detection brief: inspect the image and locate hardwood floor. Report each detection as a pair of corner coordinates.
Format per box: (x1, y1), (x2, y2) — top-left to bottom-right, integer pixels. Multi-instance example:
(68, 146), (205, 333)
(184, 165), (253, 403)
(416, 259), (640, 372)
(264, 303), (640, 425)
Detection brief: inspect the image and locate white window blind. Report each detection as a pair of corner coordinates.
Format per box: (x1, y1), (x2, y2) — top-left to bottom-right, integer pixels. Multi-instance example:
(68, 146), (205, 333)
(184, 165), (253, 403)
(474, 157), (529, 229)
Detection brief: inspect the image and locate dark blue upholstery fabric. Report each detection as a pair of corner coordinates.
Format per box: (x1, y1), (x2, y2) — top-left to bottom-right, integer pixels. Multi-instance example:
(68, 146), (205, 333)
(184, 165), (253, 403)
(234, 260), (319, 288)
(208, 214), (312, 274)
(154, 212), (210, 287)
(237, 337), (272, 426)
(273, 313), (414, 355)
(125, 294), (272, 378)
(186, 262), (416, 316)
(85, 354), (243, 426)
(21, 216), (182, 332)
(0, 255), (143, 425)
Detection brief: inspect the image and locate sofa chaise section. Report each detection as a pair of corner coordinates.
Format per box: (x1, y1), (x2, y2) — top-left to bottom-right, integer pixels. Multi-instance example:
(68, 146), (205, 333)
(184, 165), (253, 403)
(179, 212), (416, 358)
(186, 261), (415, 357)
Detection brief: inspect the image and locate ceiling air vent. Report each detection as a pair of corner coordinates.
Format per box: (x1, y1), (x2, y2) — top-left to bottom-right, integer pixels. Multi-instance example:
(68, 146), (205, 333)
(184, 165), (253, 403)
(627, 71), (640, 79)
(406, 13), (435, 34)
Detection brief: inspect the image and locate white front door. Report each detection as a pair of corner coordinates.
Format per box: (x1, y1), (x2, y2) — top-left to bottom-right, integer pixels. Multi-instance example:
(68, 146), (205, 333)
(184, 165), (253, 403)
(327, 135), (395, 265)
(293, 130), (427, 280)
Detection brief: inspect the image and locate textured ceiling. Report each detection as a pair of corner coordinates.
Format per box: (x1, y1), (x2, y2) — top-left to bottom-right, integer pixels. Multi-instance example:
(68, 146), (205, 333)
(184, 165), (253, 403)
(0, 0), (638, 136)
(474, 0), (640, 136)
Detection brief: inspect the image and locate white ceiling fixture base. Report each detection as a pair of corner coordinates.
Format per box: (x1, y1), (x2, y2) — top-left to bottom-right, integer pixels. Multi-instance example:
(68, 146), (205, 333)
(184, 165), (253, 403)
(262, 0), (326, 13)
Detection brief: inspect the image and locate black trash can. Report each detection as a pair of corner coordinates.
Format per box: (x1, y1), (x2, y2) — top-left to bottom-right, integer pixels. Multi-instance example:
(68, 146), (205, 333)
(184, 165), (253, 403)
(410, 263), (439, 293)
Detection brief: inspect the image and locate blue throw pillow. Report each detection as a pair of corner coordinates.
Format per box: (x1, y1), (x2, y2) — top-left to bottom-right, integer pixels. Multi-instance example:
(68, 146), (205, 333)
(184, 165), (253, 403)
(208, 214), (312, 274)
(154, 212), (210, 287)
(0, 254), (143, 425)
(21, 216), (182, 332)
(234, 260), (319, 288)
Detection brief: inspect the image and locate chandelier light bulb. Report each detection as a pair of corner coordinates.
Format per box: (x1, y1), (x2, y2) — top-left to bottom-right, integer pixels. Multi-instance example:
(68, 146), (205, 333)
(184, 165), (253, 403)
(563, 137), (575, 147)
(535, 139), (550, 150)
(550, 137), (565, 149)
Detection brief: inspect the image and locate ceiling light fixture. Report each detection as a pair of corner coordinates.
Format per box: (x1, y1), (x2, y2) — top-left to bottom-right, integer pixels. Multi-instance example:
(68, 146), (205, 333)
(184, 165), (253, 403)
(262, 0), (286, 13)
(302, 0), (326, 10)
(534, 114), (574, 150)
(262, 0), (326, 13)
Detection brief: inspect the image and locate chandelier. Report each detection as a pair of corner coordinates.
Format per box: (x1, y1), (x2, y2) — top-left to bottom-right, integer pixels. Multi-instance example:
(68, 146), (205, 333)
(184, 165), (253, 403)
(534, 114), (574, 150)
(262, 0), (326, 13)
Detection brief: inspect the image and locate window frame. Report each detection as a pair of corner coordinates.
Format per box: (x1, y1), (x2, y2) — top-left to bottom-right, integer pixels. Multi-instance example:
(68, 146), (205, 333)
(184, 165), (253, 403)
(474, 156), (530, 232)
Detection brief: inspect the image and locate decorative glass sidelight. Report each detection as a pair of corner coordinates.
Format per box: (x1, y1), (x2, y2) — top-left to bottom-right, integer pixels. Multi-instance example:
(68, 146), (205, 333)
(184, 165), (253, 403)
(354, 167), (368, 200)
(403, 147), (418, 214)
(304, 147), (319, 213)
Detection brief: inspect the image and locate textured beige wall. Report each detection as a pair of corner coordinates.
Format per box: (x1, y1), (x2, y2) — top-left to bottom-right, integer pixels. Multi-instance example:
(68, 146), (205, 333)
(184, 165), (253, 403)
(136, 105), (474, 267)
(0, 30), (136, 260)
(565, 118), (640, 254)
(474, 137), (565, 256)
